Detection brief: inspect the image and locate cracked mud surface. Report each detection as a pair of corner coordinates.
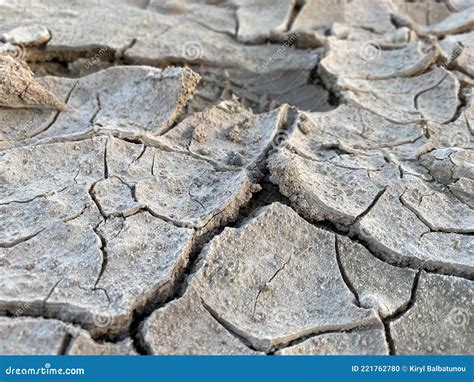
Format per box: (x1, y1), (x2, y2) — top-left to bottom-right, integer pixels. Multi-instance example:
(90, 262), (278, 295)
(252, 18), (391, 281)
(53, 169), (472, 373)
(0, 0), (473, 355)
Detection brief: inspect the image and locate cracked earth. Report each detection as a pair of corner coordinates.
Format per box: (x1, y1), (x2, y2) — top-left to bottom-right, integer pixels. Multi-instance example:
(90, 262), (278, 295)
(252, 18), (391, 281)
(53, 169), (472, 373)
(0, 0), (473, 355)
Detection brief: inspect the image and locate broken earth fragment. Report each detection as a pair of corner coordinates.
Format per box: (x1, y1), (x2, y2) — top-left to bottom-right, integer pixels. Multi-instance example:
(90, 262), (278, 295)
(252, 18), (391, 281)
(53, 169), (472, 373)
(419, 6), (474, 36)
(0, 210), (194, 337)
(67, 331), (137, 355)
(0, 184), (101, 248)
(0, 76), (74, 144)
(194, 203), (377, 352)
(0, 220), (107, 322)
(0, 56), (66, 111)
(0, 317), (69, 355)
(319, 39), (437, 82)
(0, 137), (106, 204)
(0, 317), (136, 355)
(337, 236), (416, 318)
(390, 272), (473, 354)
(268, 148), (383, 226)
(277, 323), (389, 355)
(0, 136), (199, 337)
(287, 104), (425, 155)
(89, 66), (200, 136)
(356, 181), (474, 278)
(134, 149), (253, 233)
(92, 177), (144, 218)
(336, 68), (460, 124)
(292, 0), (396, 38)
(161, 99), (289, 176)
(94, 211), (194, 335)
(235, 0), (295, 43)
(400, 177), (474, 233)
(141, 287), (259, 355)
(0, 66), (201, 147)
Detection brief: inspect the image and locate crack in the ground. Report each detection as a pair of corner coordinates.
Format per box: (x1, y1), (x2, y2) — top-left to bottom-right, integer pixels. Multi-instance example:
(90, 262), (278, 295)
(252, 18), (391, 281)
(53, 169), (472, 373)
(126, 172), (272, 352)
(400, 188), (472, 235)
(89, 93), (102, 126)
(252, 253), (293, 318)
(43, 277), (65, 308)
(201, 299), (259, 352)
(27, 81), (78, 141)
(0, 229), (45, 249)
(269, 322), (385, 355)
(413, 73), (450, 116)
(335, 236), (361, 308)
(1, 7), (473, 354)
(1, 153), (469, 348)
(354, 187), (387, 222)
(0, 185), (70, 207)
(0, 177), (468, 353)
(57, 332), (74, 355)
(381, 270), (422, 355)
(286, 0), (303, 32)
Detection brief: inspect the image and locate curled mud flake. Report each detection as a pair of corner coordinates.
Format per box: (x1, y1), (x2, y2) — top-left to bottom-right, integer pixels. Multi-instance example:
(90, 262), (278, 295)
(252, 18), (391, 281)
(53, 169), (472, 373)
(0, 56), (67, 111)
(2, 25), (51, 47)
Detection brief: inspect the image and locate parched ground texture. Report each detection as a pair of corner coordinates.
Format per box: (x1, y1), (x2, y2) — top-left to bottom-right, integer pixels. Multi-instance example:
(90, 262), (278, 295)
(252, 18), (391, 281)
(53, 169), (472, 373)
(0, 0), (473, 355)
